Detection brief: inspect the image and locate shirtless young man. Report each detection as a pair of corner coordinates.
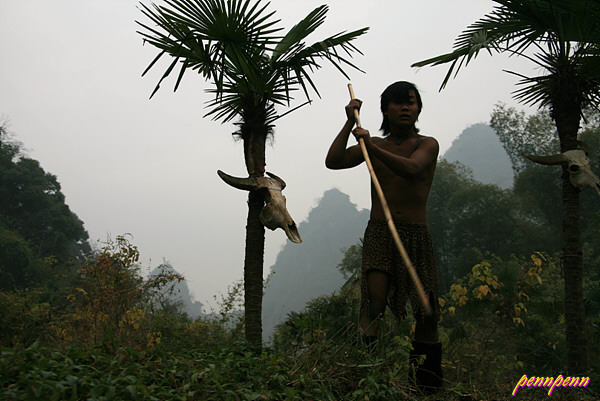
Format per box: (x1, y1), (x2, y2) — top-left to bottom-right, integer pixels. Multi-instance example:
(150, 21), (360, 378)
(325, 81), (442, 391)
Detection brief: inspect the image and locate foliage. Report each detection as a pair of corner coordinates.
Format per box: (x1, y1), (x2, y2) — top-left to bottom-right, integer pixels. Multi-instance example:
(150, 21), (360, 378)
(426, 159), (560, 292)
(437, 252), (599, 399)
(272, 251), (599, 399)
(325, 235), (600, 388)
(0, 337), (423, 401)
(431, 105), (599, 299)
(337, 241), (363, 280)
(490, 103), (559, 176)
(445, 184), (541, 266)
(0, 228), (36, 290)
(0, 342), (290, 401)
(207, 278), (246, 344)
(427, 160), (475, 290)
(492, 105), (600, 274)
(2, 237), (600, 400)
(0, 146), (89, 262)
(0, 124), (89, 291)
(2, 331), (597, 400)
(54, 235), (143, 349)
(273, 292), (358, 354)
(0, 289), (53, 348)
(441, 254), (557, 377)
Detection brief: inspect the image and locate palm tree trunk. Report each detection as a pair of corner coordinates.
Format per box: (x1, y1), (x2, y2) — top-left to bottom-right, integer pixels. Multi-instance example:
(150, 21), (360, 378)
(561, 173), (589, 372)
(555, 97), (589, 372)
(244, 190), (265, 345)
(242, 107), (268, 345)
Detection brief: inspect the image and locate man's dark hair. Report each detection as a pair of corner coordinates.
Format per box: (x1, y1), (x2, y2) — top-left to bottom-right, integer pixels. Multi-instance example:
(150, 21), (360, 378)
(380, 81), (422, 136)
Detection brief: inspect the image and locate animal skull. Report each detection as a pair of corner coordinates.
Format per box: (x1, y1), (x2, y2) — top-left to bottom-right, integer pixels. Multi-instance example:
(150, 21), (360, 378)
(217, 170), (302, 243)
(522, 143), (600, 197)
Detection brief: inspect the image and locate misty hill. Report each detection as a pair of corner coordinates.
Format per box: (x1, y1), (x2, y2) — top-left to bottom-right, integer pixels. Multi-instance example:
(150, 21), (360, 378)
(262, 188), (370, 341)
(442, 123), (513, 188)
(149, 264), (206, 319)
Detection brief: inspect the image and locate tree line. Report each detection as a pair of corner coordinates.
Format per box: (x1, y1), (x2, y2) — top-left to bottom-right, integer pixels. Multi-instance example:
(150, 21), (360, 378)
(0, 123), (89, 292)
(430, 105), (600, 294)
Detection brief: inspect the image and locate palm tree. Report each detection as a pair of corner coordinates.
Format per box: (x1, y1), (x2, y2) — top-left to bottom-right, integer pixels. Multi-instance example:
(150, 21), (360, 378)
(413, 0), (599, 372)
(137, 0), (368, 344)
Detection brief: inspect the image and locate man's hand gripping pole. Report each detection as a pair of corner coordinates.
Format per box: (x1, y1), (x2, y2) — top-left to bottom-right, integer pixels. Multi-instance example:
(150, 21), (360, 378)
(348, 83), (432, 316)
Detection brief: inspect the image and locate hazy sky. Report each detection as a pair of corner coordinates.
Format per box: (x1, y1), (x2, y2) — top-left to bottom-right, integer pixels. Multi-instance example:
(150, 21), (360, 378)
(1, 0), (534, 309)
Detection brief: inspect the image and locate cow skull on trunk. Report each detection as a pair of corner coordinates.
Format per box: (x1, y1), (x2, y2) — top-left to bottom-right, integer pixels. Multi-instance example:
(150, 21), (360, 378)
(522, 142), (600, 198)
(217, 170), (302, 243)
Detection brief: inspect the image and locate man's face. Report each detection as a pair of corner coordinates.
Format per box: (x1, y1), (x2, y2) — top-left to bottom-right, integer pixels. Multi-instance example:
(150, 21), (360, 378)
(385, 89), (420, 128)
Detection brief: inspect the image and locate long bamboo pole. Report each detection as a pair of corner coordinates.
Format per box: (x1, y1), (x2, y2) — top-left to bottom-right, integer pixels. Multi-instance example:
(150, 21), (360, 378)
(348, 83), (432, 316)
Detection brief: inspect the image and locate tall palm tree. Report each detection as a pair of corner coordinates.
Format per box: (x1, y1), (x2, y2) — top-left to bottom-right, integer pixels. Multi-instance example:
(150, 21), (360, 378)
(137, 0), (368, 344)
(412, 0), (599, 372)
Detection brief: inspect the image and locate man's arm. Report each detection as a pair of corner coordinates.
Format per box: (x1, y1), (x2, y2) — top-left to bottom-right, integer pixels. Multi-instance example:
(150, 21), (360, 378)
(325, 100), (365, 170)
(354, 128), (439, 177)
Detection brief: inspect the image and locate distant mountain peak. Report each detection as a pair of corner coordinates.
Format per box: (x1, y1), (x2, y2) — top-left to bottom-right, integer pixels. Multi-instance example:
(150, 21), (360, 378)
(314, 188), (358, 210)
(442, 123), (513, 188)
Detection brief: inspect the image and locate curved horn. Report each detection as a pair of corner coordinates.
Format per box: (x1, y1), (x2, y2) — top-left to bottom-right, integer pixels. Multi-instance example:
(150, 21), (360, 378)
(265, 171), (286, 190)
(217, 170), (258, 191)
(522, 153), (568, 165)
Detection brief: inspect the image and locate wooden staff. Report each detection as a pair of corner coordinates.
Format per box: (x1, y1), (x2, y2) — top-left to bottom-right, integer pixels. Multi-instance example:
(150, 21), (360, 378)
(348, 83), (432, 316)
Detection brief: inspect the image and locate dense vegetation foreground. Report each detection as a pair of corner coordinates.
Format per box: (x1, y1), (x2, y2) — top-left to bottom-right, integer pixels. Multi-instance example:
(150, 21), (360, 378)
(0, 236), (598, 400)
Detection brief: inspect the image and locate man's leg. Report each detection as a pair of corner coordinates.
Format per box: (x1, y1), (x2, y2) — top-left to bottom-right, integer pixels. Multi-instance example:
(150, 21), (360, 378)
(410, 296), (443, 392)
(415, 308), (439, 343)
(359, 270), (390, 336)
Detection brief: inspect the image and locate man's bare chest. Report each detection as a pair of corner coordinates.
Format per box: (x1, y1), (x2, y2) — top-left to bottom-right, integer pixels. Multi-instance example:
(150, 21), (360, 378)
(376, 137), (422, 157)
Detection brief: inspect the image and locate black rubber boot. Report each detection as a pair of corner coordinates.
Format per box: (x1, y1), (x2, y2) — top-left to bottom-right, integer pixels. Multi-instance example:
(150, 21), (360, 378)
(409, 341), (443, 393)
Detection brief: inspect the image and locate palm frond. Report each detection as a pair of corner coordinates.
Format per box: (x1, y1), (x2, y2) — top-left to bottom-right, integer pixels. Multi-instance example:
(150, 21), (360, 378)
(412, 0), (600, 108)
(269, 27), (369, 101)
(271, 5), (328, 61)
(138, 0), (368, 125)
(137, 0), (282, 98)
(411, 1), (552, 90)
(508, 41), (600, 111)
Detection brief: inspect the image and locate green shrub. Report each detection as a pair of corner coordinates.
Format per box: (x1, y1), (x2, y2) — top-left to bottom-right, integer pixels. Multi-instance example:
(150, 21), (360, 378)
(0, 289), (52, 347)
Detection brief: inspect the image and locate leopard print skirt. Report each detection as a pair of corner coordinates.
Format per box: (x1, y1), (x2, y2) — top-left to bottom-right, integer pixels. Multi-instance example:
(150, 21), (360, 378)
(360, 219), (440, 322)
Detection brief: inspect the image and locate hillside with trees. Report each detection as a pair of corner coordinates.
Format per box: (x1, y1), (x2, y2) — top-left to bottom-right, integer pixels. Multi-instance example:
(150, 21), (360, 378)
(262, 188), (369, 340)
(0, 123), (89, 291)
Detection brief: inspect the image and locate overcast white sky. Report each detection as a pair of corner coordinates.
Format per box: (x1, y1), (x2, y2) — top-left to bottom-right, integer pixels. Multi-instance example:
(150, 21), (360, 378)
(1, 0), (535, 309)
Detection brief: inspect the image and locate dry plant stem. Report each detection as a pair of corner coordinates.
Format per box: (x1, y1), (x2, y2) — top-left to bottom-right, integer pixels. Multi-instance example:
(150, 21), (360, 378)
(347, 83), (432, 316)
